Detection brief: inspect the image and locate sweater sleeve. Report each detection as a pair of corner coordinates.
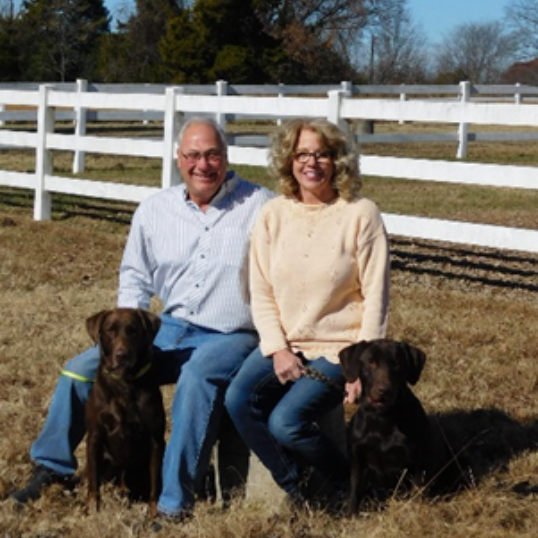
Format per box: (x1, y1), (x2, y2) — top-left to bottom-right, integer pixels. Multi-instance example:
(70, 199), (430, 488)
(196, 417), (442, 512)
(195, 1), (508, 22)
(356, 204), (391, 342)
(249, 209), (289, 357)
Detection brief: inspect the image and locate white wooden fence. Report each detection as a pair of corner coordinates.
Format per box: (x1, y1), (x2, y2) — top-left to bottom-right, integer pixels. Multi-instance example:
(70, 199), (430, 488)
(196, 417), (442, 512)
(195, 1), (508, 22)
(3, 80), (538, 156)
(0, 82), (537, 254)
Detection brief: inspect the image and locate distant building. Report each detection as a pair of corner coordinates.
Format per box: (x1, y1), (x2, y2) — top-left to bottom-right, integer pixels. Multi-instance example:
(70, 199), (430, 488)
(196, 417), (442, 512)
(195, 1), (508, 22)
(501, 58), (538, 85)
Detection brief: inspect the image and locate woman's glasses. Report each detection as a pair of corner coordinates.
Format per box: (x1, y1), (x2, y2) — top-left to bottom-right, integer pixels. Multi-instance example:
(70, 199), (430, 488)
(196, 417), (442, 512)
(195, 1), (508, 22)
(293, 150), (333, 163)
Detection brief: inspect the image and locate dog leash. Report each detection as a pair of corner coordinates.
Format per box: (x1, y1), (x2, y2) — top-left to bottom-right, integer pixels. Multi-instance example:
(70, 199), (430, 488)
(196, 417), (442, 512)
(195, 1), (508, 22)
(301, 365), (347, 396)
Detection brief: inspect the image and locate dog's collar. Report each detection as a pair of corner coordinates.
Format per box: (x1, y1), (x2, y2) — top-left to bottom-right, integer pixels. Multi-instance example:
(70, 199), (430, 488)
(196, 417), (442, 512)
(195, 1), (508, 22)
(104, 361), (152, 381)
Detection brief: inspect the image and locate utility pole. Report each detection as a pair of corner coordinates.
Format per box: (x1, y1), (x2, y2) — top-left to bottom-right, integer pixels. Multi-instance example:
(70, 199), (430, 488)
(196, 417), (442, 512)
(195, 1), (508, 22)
(369, 34), (376, 83)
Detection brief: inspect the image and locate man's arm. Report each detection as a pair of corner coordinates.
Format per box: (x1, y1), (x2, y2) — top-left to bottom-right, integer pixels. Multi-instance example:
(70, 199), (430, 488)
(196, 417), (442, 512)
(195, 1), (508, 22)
(117, 207), (156, 309)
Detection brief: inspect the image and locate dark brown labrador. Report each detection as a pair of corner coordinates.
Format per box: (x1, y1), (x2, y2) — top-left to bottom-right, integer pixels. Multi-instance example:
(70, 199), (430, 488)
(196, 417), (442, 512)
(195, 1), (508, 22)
(85, 308), (165, 517)
(339, 339), (463, 514)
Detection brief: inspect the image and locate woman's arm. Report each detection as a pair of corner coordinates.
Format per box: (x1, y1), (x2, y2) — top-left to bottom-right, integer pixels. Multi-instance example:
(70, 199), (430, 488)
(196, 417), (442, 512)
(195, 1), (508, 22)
(356, 207), (391, 342)
(249, 210), (289, 357)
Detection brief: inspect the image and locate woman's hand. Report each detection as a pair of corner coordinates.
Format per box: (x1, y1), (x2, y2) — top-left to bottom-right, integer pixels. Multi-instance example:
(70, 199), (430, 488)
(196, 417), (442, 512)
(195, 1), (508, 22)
(344, 378), (362, 404)
(272, 349), (304, 384)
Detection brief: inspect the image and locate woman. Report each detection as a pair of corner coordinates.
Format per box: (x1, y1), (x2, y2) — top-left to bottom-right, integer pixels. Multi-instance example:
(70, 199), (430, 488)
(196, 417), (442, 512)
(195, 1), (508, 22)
(225, 118), (390, 507)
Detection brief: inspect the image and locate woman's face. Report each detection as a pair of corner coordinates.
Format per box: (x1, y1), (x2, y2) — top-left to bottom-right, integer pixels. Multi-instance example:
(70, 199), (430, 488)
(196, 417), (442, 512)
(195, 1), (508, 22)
(292, 128), (336, 204)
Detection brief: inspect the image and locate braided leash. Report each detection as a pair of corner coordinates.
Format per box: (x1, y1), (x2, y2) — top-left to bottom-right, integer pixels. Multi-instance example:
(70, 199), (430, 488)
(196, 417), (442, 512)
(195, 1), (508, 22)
(301, 365), (347, 396)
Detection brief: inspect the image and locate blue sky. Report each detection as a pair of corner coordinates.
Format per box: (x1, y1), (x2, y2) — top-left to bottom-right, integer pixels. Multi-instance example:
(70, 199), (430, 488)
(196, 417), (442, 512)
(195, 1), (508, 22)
(408, 0), (509, 43)
(103, 0), (510, 44)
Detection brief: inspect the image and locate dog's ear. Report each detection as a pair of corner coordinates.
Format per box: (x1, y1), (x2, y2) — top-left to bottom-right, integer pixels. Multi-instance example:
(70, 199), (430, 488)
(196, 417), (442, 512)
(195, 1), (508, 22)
(86, 310), (110, 344)
(398, 342), (426, 385)
(339, 341), (371, 382)
(138, 309), (161, 341)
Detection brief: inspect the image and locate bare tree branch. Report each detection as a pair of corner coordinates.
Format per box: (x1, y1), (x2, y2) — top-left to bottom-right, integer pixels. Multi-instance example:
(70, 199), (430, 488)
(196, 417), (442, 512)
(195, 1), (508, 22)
(435, 21), (518, 84)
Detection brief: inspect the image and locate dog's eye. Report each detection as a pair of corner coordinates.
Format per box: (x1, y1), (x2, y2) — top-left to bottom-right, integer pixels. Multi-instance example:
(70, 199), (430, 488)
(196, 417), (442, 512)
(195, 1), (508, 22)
(104, 322), (119, 334)
(125, 324), (137, 335)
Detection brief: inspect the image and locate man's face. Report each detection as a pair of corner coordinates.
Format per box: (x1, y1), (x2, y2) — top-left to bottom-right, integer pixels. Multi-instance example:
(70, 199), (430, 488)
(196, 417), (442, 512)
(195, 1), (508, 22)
(177, 122), (228, 209)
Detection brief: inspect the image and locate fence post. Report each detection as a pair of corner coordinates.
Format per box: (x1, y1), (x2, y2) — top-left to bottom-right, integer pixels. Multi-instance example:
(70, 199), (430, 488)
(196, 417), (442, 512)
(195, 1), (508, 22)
(399, 84), (407, 124)
(72, 78), (87, 174)
(162, 87), (184, 188)
(515, 83), (522, 105)
(327, 90), (348, 133)
(277, 82), (285, 126)
(339, 81), (359, 135)
(456, 80), (470, 159)
(341, 81), (352, 94)
(34, 84), (54, 221)
(143, 83), (151, 125)
(216, 80), (228, 130)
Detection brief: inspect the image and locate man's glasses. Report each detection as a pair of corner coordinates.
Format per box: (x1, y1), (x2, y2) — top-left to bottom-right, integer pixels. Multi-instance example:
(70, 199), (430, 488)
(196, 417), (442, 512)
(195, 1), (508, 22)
(293, 150), (333, 163)
(181, 150), (224, 164)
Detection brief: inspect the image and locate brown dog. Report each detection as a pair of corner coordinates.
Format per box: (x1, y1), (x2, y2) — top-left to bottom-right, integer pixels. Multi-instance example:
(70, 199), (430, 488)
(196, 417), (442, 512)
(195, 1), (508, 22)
(85, 308), (165, 517)
(339, 339), (462, 514)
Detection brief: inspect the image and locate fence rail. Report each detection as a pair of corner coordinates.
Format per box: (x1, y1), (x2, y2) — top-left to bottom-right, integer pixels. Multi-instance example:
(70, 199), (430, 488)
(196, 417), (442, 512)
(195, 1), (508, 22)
(3, 80), (538, 154)
(0, 81), (537, 254)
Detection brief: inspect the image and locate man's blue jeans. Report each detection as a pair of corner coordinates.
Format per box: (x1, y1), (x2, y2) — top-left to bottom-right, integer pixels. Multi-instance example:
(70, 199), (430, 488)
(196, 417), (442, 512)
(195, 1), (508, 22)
(30, 315), (258, 516)
(225, 347), (349, 499)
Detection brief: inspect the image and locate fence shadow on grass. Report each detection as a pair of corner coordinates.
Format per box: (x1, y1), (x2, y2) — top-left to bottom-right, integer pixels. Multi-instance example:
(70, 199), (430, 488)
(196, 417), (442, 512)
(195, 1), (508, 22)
(433, 408), (538, 490)
(391, 237), (538, 293)
(2, 188), (537, 292)
(1, 187), (136, 225)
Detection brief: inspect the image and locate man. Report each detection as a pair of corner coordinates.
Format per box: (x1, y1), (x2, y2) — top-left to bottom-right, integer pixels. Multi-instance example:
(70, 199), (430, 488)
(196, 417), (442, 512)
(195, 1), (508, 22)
(10, 117), (274, 520)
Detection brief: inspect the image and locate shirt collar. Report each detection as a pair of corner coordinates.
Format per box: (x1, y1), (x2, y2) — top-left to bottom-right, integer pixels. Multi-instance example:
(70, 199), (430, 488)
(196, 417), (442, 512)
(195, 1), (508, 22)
(181, 171), (238, 207)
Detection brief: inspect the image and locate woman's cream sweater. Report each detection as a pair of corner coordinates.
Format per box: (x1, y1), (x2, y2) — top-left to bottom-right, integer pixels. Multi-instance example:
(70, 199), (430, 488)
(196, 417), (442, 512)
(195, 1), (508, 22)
(249, 195), (390, 364)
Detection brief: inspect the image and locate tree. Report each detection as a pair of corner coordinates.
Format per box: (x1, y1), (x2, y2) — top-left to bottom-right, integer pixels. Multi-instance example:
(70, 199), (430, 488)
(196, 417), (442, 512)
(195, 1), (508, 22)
(116, 0), (182, 82)
(359, 0), (430, 83)
(505, 0), (538, 61)
(18, 0), (110, 81)
(0, 0), (21, 80)
(93, 31), (131, 82)
(434, 21), (518, 84)
(160, 0), (286, 83)
(254, 0), (366, 81)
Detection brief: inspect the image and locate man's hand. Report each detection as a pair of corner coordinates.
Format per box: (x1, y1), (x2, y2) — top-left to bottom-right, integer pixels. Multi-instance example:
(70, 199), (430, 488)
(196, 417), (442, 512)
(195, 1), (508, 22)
(272, 349), (303, 384)
(344, 378), (362, 404)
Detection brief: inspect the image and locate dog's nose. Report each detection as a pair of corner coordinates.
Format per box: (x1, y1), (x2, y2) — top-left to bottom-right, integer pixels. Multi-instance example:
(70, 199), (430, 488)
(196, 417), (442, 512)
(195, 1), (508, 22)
(112, 349), (129, 367)
(372, 385), (389, 401)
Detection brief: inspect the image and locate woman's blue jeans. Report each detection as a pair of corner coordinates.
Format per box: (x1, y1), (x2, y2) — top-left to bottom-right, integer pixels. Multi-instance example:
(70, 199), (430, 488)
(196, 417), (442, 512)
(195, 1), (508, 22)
(30, 315), (258, 516)
(225, 347), (349, 499)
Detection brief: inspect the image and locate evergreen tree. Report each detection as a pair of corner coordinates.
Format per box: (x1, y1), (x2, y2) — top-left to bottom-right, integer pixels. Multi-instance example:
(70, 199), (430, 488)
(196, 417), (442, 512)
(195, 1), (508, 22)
(94, 31), (131, 82)
(160, 0), (285, 83)
(18, 0), (110, 81)
(0, 7), (21, 80)
(117, 0), (182, 82)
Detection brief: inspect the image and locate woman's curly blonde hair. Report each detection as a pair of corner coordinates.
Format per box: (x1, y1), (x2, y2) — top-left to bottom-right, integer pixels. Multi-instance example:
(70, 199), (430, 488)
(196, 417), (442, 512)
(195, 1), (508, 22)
(268, 118), (362, 202)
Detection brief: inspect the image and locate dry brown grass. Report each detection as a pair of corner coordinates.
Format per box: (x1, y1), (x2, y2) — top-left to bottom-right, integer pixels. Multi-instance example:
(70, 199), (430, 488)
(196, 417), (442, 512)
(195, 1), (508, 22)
(1, 124), (537, 536)
(1, 195), (537, 537)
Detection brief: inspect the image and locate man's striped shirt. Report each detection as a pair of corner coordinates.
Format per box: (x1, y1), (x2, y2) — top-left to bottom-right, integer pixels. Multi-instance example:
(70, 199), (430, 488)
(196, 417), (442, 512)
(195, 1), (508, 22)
(118, 172), (274, 333)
